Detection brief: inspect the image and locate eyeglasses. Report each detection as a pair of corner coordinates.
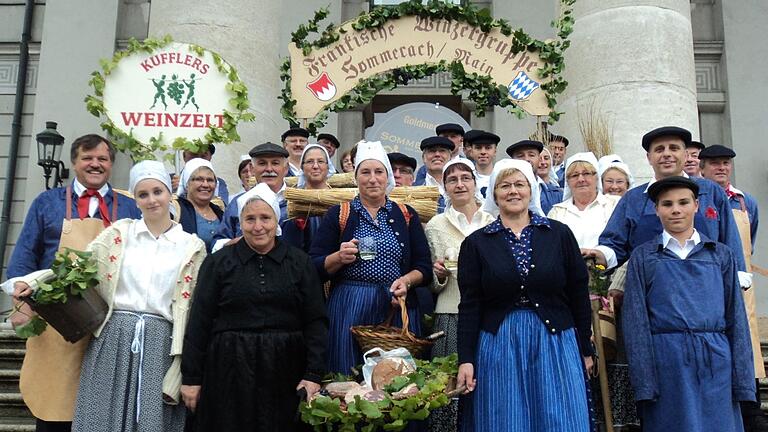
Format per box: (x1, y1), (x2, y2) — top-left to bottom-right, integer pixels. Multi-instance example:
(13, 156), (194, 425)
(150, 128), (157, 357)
(444, 175), (474, 186)
(496, 181), (529, 192)
(392, 167), (414, 175)
(302, 159), (327, 167)
(191, 176), (216, 184)
(566, 171), (596, 180)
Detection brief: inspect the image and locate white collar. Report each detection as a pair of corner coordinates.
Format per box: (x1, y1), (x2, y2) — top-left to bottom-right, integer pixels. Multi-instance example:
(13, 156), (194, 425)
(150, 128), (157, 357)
(560, 192), (608, 212)
(72, 179), (110, 197)
(425, 173), (446, 195)
(644, 171), (690, 193)
(275, 181), (287, 200)
(135, 219), (184, 243)
(727, 183), (744, 197)
(662, 229), (701, 249)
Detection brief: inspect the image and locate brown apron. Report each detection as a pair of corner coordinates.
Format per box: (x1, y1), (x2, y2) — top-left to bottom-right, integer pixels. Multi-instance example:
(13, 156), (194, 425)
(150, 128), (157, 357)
(731, 198), (765, 378)
(19, 186), (118, 421)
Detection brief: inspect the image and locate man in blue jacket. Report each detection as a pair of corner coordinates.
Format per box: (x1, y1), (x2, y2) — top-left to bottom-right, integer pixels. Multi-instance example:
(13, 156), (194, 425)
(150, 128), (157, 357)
(3, 134), (141, 432)
(586, 126), (750, 289)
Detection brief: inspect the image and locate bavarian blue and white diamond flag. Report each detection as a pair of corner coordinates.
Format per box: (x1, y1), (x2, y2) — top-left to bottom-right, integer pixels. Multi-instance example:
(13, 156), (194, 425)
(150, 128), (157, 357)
(508, 71), (540, 101)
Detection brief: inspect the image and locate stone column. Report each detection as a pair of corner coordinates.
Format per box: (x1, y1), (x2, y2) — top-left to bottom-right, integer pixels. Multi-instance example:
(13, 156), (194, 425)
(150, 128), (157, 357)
(720, 0), (768, 317)
(149, 0), (283, 190)
(556, 0), (699, 181)
(337, 110), (365, 155)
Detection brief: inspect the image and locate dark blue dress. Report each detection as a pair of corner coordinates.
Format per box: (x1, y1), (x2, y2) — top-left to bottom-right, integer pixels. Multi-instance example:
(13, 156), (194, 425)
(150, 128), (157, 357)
(622, 233), (755, 432)
(459, 215), (593, 431)
(310, 197), (432, 374)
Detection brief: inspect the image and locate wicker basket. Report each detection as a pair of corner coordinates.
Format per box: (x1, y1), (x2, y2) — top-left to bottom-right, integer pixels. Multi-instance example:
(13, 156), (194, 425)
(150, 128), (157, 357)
(350, 297), (433, 358)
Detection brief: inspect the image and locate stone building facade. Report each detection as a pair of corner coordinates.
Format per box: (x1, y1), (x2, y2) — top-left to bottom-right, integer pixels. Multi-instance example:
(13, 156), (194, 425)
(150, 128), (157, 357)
(1, 0), (766, 313)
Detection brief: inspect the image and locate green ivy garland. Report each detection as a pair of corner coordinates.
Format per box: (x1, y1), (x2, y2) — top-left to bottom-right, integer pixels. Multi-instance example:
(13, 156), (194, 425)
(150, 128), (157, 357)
(85, 35), (255, 162)
(281, 0), (576, 134)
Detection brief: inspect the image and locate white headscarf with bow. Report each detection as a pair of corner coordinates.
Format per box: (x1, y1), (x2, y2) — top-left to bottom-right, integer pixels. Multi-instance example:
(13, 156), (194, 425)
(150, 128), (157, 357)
(354, 140), (396, 193)
(598, 154), (635, 190)
(176, 158), (216, 197)
(481, 159), (544, 217)
(236, 182), (282, 236)
(296, 144), (332, 188)
(562, 152), (601, 201)
(441, 158), (483, 205)
(129, 160), (172, 195)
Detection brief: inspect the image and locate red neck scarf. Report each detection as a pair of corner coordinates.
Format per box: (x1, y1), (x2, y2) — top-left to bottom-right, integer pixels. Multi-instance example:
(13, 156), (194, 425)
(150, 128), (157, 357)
(77, 189), (111, 227)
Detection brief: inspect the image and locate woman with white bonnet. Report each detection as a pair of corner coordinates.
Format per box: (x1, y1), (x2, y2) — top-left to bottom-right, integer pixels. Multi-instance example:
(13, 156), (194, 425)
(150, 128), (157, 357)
(235, 154), (256, 197)
(456, 159), (595, 431)
(595, 157), (640, 430)
(598, 154), (634, 197)
(181, 183), (327, 430)
(14, 160), (207, 431)
(424, 158), (494, 432)
(547, 152), (620, 250)
(538, 147), (560, 187)
(310, 140), (432, 374)
(282, 144), (333, 252)
(176, 158), (223, 252)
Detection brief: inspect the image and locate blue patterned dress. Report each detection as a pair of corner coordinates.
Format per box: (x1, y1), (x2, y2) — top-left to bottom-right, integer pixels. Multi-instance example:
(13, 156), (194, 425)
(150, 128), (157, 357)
(468, 215), (595, 431)
(326, 198), (421, 374)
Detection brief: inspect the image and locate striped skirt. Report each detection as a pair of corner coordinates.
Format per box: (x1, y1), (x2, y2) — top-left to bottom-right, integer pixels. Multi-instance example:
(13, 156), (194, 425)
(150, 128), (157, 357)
(73, 311), (185, 432)
(471, 309), (591, 431)
(327, 279), (421, 374)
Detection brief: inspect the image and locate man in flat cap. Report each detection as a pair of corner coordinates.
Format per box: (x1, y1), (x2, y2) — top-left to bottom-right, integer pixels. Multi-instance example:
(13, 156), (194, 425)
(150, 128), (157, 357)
(212, 142), (289, 251)
(700, 144), (766, 430)
(684, 140), (705, 178)
(415, 123), (465, 185)
(317, 133), (340, 174)
(549, 134), (569, 188)
(388, 152), (417, 187)
(506, 139), (563, 214)
(282, 127), (310, 177)
(461, 129), (483, 164)
(414, 136), (454, 214)
(585, 126), (749, 290)
(464, 130), (499, 198)
(622, 175), (754, 432)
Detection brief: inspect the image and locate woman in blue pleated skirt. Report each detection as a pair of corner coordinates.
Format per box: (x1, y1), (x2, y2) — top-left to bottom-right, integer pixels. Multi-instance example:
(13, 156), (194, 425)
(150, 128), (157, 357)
(309, 141), (432, 374)
(456, 158), (596, 431)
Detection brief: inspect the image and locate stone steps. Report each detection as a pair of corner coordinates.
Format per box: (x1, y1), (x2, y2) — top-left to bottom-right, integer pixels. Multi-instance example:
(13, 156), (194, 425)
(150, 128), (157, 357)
(0, 326), (31, 431)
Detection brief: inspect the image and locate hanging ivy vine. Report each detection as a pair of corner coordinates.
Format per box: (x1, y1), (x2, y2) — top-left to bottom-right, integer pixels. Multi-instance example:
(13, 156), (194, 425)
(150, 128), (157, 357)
(85, 35), (255, 162)
(281, 0), (576, 133)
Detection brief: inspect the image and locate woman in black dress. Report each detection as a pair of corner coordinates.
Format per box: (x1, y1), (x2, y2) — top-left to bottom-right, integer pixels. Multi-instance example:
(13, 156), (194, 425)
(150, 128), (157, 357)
(180, 182), (328, 431)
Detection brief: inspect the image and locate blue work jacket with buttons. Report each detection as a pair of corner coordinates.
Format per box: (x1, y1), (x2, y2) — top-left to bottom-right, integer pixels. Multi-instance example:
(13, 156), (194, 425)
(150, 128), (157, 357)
(457, 217), (593, 365)
(309, 200), (433, 290)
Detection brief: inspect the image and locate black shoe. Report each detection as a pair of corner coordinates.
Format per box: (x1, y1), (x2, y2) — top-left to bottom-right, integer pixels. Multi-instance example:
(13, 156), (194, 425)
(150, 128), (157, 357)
(744, 413), (768, 432)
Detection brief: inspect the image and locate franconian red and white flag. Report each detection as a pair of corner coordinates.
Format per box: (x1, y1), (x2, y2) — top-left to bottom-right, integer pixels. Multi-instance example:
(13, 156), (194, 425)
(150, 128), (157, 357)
(306, 72), (337, 101)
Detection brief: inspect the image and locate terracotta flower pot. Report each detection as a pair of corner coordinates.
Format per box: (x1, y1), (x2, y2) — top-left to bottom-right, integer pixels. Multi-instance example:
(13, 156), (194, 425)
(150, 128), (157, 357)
(25, 287), (108, 343)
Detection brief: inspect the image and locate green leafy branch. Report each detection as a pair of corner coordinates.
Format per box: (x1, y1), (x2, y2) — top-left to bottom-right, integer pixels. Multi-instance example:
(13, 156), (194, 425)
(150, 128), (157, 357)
(85, 36), (254, 162)
(301, 354), (458, 431)
(281, 0), (576, 129)
(14, 248), (100, 339)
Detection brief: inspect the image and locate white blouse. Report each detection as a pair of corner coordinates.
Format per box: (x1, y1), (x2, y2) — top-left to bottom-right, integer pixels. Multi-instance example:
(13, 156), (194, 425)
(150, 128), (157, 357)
(113, 220), (191, 320)
(547, 193), (620, 249)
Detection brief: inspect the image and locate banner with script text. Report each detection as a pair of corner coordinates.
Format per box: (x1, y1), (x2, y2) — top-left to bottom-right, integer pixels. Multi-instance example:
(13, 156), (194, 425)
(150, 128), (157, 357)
(290, 15), (548, 119)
